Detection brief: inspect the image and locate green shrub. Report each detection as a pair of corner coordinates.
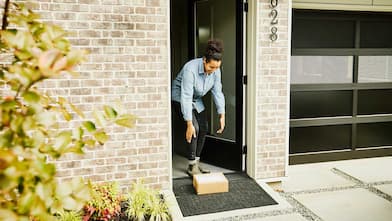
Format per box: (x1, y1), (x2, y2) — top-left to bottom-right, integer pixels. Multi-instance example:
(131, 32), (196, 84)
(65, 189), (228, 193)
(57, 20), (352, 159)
(56, 210), (82, 221)
(0, 2), (135, 220)
(126, 182), (171, 221)
(148, 195), (171, 221)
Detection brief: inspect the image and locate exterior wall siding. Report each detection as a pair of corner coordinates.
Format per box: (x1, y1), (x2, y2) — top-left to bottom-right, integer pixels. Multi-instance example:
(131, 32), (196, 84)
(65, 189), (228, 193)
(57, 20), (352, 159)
(14, 0), (171, 190)
(255, 0), (290, 179)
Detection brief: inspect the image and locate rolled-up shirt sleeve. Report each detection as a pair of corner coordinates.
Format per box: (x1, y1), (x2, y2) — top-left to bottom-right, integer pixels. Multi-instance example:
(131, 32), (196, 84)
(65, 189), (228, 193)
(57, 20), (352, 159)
(211, 69), (225, 115)
(180, 69), (194, 121)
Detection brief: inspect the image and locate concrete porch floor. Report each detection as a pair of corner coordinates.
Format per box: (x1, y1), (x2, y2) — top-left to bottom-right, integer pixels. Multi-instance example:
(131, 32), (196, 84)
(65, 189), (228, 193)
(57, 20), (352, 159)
(165, 156), (392, 221)
(172, 153), (235, 179)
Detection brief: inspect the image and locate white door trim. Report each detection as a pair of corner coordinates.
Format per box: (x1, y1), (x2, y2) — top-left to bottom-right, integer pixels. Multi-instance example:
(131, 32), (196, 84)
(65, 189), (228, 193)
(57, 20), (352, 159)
(167, 0), (173, 190)
(245, 0), (258, 179)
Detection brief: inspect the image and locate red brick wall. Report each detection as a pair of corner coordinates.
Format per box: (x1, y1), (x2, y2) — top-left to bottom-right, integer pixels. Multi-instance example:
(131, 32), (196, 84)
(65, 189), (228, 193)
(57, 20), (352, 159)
(2, 0), (291, 189)
(15, 0), (171, 190)
(255, 0), (290, 179)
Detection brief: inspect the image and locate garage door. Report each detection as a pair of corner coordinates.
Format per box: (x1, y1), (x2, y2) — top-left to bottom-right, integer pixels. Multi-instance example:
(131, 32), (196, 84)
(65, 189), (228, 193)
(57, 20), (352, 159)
(290, 10), (392, 164)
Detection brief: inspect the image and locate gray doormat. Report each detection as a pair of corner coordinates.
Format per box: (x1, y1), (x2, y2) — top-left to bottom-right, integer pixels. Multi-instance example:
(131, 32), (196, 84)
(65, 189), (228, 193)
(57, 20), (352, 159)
(173, 172), (278, 217)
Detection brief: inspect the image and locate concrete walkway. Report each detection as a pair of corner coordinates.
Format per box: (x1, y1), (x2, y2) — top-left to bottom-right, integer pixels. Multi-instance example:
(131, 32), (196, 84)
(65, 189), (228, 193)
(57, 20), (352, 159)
(167, 156), (392, 221)
(248, 156), (392, 221)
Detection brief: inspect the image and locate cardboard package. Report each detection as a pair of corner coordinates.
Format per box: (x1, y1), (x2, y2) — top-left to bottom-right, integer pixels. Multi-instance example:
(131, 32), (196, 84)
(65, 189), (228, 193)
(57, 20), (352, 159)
(193, 172), (229, 195)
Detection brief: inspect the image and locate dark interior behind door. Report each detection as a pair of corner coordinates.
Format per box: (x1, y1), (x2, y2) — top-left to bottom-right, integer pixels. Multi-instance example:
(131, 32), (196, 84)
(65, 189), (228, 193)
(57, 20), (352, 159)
(193, 0), (245, 171)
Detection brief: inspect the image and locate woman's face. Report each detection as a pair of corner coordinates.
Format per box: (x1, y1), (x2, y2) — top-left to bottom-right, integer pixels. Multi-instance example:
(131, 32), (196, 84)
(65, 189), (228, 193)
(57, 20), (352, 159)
(203, 58), (221, 74)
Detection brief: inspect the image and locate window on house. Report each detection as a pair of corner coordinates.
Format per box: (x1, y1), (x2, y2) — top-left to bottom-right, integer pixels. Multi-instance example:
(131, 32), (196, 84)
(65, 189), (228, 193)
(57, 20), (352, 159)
(358, 89), (392, 115)
(360, 21), (392, 48)
(358, 56), (392, 82)
(292, 18), (355, 48)
(289, 125), (352, 154)
(290, 90), (353, 119)
(291, 56), (353, 84)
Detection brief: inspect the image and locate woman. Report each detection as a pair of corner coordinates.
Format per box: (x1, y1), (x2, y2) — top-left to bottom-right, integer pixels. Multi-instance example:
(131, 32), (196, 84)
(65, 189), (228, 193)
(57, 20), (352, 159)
(171, 39), (225, 176)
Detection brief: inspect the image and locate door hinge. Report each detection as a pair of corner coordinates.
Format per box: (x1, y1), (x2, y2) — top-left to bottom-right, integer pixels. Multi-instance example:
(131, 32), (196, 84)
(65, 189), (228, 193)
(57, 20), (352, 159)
(242, 75), (247, 85)
(243, 2), (248, 13)
(242, 145), (247, 154)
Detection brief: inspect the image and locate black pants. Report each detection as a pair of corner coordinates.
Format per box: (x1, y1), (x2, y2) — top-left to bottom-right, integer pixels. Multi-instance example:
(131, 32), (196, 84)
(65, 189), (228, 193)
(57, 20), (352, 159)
(172, 101), (208, 160)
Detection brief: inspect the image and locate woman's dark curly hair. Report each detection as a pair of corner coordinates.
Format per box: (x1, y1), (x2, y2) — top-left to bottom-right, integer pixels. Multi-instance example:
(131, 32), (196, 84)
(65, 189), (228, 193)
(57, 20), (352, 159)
(204, 39), (224, 63)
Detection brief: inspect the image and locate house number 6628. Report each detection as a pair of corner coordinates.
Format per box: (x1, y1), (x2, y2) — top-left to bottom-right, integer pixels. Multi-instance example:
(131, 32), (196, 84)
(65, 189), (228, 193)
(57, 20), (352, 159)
(270, 0), (279, 41)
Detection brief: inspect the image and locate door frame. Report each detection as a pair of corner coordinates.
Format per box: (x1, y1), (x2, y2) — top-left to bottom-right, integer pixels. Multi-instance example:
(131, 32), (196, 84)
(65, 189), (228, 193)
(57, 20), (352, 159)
(186, 0), (246, 171)
(168, 0), (259, 186)
(245, 0), (256, 179)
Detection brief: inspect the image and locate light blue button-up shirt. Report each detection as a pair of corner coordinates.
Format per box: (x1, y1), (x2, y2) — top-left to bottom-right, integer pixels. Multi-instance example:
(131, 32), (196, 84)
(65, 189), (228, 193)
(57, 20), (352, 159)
(171, 58), (225, 121)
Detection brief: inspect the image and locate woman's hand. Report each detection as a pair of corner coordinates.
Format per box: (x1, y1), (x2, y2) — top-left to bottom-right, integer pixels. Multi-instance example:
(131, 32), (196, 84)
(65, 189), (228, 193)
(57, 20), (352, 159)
(216, 114), (225, 134)
(186, 121), (196, 143)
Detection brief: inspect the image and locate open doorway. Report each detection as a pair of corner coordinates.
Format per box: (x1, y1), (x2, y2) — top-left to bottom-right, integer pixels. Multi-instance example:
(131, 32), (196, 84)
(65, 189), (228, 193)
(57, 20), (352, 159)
(170, 0), (245, 178)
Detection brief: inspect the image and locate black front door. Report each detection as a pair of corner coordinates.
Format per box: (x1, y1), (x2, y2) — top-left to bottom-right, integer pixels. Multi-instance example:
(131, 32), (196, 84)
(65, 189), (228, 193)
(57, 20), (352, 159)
(192, 0), (245, 171)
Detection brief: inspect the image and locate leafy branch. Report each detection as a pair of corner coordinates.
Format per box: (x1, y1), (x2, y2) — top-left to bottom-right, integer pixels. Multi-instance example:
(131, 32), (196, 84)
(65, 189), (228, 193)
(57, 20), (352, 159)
(0, 2), (136, 220)
(2, 0), (10, 30)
